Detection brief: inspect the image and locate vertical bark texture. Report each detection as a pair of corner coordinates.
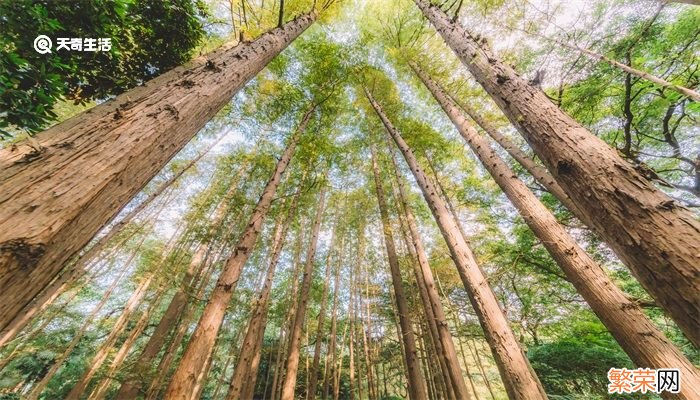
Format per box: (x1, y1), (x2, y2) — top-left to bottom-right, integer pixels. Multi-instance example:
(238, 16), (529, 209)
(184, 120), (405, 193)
(0, 12), (317, 332)
(414, 63), (700, 399)
(163, 111), (309, 399)
(371, 147), (429, 400)
(413, 0), (700, 346)
(280, 186), (327, 400)
(366, 89), (548, 400)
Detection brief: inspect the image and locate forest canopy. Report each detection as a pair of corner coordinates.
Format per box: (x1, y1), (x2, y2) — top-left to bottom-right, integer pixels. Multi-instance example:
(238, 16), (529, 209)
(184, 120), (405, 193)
(0, 0), (698, 399)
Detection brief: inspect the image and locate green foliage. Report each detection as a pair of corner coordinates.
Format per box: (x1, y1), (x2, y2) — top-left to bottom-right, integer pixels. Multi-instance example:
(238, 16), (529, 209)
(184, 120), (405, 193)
(529, 319), (639, 399)
(0, 0), (207, 136)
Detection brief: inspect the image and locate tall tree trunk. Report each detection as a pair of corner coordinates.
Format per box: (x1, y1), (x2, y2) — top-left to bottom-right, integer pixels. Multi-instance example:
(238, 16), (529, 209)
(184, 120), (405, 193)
(414, 62), (700, 398)
(280, 185), (327, 400)
(227, 186), (301, 399)
(164, 109), (311, 399)
(413, 0), (700, 346)
(366, 88), (548, 400)
(307, 242), (335, 400)
(370, 147), (429, 400)
(0, 12), (317, 332)
(323, 254), (342, 400)
(387, 139), (473, 400)
(271, 221), (306, 400)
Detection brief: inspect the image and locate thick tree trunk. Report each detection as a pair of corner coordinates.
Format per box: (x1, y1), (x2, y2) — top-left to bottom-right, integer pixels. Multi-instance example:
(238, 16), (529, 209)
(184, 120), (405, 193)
(280, 185), (327, 400)
(366, 88), (548, 400)
(414, 63), (700, 398)
(0, 12), (317, 332)
(387, 140), (473, 400)
(227, 189), (300, 400)
(163, 110), (310, 399)
(371, 147), (429, 400)
(414, 0), (700, 346)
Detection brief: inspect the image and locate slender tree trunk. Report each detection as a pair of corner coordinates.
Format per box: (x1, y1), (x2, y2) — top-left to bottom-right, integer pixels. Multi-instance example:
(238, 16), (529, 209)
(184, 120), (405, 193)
(307, 243), (335, 400)
(65, 274), (157, 400)
(24, 237), (143, 400)
(447, 93), (580, 217)
(88, 286), (168, 400)
(164, 109), (311, 399)
(280, 185), (327, 400)
(0, 12), (318, 332)
(323, 246), (343, 400)
(413, 0), (700, 346)
(387, 139), (473, 400)
(414, 63), (700, 399)
(371, 147), (429, 400)
(271, 222), (306, 400)
(540, 34), (700, 102)
(227, 186), (301, 399)
(367, 88), (548, 400)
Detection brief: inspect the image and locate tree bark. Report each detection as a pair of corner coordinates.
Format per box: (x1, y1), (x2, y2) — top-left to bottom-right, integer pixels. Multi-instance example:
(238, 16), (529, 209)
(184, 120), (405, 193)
(0, 12), (317, 332)
(414, 0), (700, 347)
(371, 146), (429, 400)
(414, 62), (700, 399)
(163, 109), (310, 399)
(366, 88), (548, 400)
(280, 185), (327, 400)
(323, 252), (342, 400)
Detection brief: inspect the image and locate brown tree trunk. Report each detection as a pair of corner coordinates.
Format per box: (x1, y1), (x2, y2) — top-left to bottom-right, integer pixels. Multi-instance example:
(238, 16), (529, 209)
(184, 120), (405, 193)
(271, 222), (306, 400)
(280, 185), (327, 400)
(414, 62), (700, 399)
(88, 286), (168, 400)
(366, 88), (548, 400)
(65, 274), (157, 400)
(413, 0), (700, 346)
(371, 147), (429, 400)
(323, 254), (342, 400)
(0, 12), (317, 332)
(164, 109), (311, 399)
(227, 186), (301, 399)
(307, 242), (335, 400)
(387, 139), (473, 400)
